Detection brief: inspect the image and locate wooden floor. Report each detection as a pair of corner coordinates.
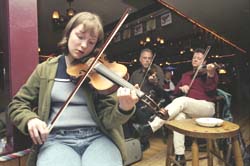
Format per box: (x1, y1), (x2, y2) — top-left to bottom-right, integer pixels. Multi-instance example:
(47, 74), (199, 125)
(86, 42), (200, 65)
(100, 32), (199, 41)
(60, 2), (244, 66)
(131, 136), (223, 166)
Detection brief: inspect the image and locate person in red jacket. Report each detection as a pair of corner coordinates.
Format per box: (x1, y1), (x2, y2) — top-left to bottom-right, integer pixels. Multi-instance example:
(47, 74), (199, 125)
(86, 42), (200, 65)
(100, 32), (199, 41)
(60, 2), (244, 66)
(135, 48), (218, 166)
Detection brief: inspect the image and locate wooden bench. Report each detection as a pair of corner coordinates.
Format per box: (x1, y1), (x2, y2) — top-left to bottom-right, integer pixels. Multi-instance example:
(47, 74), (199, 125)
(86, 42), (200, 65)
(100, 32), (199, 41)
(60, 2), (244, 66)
(0, 149), (30, 166)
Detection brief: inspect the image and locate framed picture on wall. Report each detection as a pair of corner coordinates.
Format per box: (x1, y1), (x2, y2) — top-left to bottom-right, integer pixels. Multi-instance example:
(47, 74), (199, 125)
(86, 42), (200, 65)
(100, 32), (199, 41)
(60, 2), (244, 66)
(161, 12), (172, 26)
(123, 28), (131, 40)
(146, 19), (156, 31)
(134, 23), (143, 36)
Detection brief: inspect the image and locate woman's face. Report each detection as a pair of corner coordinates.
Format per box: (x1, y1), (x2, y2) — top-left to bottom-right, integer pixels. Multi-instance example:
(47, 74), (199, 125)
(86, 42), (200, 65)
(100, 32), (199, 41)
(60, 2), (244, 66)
(67, 24), (98, 60)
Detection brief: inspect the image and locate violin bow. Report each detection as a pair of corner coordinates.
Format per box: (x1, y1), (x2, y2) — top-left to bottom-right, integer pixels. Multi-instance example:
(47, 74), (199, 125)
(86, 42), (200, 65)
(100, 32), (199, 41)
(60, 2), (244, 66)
(47, 8), (131, 132)
(187, 45), (211, 94)
(139, 53), (157, 89)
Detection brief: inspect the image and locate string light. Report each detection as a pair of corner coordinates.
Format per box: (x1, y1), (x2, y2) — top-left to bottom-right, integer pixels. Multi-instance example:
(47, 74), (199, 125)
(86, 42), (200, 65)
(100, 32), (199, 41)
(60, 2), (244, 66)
(160, 39), (164, 44)
(219, 69), (227, 74)
(139, 40), (144, 45)
(180, 50), (185, 55)
(146, 37), (151, 42)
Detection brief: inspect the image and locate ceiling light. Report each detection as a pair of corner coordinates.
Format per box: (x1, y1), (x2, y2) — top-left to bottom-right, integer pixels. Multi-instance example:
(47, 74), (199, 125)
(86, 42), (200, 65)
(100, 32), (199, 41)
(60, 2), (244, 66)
(139, 40), (144, 45)
(146, 37), (151, 42)
(165, 61), (170, 65)
(66, 8), (76, 17)
(52, 0), (76, 27)
(52, 10), (60, 19)
(180, 50), (185, 54)
(219, 69), (227, 74)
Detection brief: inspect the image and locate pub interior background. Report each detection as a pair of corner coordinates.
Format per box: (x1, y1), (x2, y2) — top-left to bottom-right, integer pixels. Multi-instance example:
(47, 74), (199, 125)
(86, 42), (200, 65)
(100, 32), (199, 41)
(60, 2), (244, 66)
(0, 0), (250, 163)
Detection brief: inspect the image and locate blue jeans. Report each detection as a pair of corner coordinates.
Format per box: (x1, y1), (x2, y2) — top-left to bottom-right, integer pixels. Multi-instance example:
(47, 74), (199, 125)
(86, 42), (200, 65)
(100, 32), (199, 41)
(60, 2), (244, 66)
(37, 127), (122, 166)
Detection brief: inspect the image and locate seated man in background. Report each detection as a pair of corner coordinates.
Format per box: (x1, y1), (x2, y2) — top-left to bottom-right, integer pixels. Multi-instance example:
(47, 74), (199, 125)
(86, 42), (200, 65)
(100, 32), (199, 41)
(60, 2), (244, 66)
(162, 70), (175, 105)
(123, 48), (165, 151)
(136, 48), (218, 165)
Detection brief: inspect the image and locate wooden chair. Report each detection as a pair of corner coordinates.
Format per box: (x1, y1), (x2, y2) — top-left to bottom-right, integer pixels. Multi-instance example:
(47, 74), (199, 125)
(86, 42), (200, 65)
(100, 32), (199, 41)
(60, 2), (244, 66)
(165, 119), (243, 166)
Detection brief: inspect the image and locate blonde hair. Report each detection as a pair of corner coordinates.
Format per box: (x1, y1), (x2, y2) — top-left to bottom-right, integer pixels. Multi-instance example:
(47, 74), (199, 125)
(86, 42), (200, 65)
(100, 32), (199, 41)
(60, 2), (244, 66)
(58, 12), (104, 54)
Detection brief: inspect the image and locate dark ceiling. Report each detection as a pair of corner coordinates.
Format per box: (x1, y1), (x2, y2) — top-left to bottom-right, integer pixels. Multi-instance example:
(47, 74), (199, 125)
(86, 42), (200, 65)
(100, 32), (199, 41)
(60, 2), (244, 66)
(37, 0), (155, 54)
(161, 0), (250, 54)
(37, 0), (250, 72)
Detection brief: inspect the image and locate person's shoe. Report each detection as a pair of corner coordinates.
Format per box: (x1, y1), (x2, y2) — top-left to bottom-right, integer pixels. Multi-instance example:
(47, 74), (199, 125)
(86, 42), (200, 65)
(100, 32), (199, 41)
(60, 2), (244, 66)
(173, 155), (186, 166)
(133, 123), (153, 138)
(156, 108), (169, 120)
(140, 140), (150, 151)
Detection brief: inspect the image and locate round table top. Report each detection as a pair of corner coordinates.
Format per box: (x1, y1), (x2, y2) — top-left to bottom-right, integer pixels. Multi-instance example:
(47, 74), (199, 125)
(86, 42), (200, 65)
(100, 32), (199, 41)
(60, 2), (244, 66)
(165, 119), (240, 139)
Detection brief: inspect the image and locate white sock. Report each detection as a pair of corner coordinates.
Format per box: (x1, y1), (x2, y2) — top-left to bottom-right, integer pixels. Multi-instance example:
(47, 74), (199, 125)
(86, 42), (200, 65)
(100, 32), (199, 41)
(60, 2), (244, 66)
(149, 116), (166, 132)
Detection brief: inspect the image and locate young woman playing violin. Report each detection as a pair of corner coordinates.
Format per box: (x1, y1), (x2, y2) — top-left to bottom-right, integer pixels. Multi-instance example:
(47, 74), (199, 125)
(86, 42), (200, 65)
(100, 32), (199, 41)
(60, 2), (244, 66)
(135, 48), (218, 166)
(8, 12), (138, 166)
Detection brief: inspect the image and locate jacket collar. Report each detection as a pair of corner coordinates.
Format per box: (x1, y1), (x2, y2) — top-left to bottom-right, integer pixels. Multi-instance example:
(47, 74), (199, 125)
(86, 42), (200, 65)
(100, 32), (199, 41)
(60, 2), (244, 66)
(47, 54), (63, 64)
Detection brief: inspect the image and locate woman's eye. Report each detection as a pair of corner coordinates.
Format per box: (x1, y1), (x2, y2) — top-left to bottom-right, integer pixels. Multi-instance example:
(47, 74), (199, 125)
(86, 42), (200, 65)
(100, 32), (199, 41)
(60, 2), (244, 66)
(75, 33), (83, 39)
(77, 35), (83, 40)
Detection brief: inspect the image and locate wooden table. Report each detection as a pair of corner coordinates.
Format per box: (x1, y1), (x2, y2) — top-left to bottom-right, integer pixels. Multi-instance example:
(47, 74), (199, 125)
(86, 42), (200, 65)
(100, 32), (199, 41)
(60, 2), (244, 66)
(165, 119), (243, 166)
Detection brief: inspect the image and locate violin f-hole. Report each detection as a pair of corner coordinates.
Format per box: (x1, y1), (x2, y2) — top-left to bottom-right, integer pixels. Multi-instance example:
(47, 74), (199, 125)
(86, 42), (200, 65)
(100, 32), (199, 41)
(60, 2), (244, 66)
(79, 69), (85, 75)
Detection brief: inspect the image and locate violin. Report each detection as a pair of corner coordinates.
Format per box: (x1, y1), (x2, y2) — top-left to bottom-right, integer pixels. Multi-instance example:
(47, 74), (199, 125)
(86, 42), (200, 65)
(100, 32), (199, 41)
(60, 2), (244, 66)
(194, 62), (222, 76)
(67, 54), (128, 95)
(67, 54), (161, 114)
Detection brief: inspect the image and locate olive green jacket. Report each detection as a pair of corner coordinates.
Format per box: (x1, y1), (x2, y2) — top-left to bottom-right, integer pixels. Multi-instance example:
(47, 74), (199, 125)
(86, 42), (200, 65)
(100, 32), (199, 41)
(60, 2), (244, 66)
(8, 55), (134, 166)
